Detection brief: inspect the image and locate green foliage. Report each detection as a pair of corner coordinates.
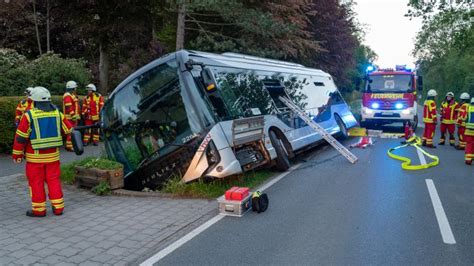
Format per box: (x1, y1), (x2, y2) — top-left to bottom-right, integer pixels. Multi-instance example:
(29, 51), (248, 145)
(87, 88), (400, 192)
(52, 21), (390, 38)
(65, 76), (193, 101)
(414, 8), (474, 101)
(0, 50), (92, 96)
(0, 96), (63, 154)
(76, 157), (123, 170)
(60, 161), (79, 185)
(162, 170), (275, 199)
(91, 181), (112, 196)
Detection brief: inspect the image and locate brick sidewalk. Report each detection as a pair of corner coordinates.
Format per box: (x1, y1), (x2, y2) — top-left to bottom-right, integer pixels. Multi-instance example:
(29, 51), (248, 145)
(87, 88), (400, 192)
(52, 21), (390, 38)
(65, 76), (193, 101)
(0, 174), (216, 265)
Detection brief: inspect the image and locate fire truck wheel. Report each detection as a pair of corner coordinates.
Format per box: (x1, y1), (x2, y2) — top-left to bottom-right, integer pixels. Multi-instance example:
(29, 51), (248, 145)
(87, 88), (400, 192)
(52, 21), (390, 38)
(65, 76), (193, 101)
(335, 115), (349, 139)
(269, 130), (290, 171)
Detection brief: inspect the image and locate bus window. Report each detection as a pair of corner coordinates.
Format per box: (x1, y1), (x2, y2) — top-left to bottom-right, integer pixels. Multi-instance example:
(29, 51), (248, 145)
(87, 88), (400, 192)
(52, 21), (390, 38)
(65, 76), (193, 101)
(212, 67), (275, 119)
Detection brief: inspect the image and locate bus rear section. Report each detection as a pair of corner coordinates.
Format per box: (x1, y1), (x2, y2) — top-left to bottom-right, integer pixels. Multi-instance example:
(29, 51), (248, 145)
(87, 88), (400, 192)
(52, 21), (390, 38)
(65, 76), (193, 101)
(360, 65), (423, 129)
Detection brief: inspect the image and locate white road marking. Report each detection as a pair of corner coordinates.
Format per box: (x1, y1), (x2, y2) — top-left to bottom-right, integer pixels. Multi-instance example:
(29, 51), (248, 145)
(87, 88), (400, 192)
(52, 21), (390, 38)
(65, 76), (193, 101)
(425, 179), (456, 244)
(416, 146), (427, 165)
(140, 165), (300, 266)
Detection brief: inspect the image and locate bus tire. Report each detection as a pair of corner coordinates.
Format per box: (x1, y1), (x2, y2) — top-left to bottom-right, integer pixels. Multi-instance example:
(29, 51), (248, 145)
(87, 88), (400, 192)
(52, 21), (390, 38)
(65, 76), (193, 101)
(269, 130), (290, 171)
(335, 115), (349, 139)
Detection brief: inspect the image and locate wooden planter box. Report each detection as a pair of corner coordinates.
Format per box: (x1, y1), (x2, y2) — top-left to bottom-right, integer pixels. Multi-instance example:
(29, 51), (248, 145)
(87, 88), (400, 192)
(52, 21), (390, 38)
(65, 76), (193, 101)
(75, 166), (124, 190)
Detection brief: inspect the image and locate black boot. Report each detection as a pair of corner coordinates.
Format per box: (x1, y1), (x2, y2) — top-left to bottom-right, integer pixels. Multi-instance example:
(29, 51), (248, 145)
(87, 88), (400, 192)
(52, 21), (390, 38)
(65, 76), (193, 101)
(26, 210), (46, 217)
(438, 139), (445, 145)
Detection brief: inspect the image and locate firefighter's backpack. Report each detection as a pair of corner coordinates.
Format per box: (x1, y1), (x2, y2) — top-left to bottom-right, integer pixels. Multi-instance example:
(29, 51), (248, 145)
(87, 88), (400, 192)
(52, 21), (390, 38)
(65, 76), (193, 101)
(251, 191), (269, 213)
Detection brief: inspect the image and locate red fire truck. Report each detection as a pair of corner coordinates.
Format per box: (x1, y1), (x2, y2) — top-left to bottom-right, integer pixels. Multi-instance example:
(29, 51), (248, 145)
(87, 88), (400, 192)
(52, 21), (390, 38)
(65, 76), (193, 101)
(360, 65), (423, 129)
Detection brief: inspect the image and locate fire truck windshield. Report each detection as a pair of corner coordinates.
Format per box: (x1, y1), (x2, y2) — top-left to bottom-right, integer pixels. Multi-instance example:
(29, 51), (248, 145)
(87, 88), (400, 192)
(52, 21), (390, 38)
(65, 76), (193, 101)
(365, 74), (412, 93)
(101, 59), (199, 173)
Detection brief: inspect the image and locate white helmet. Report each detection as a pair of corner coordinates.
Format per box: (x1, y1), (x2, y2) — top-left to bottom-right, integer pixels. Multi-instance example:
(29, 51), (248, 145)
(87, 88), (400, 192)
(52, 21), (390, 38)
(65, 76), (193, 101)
(24, 87), (34, 96)
(86, 83), (97, 92)
(471, 98), (474, 104)
(446, 91), (454, 97)
(460, 92), (470, 100)
(427, 89), (437, 97)
(66, 80), (78, 89)
(30, 86), (51, 102)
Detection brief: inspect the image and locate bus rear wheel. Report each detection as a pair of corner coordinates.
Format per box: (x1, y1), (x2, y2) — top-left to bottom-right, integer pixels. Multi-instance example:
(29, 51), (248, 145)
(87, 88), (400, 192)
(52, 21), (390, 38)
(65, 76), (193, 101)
(269, 130), (290, 171)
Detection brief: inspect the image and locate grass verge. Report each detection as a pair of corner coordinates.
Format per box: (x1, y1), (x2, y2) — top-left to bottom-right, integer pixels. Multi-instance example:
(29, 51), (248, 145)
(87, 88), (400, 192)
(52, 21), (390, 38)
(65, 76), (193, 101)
(162, 169), (276, 199)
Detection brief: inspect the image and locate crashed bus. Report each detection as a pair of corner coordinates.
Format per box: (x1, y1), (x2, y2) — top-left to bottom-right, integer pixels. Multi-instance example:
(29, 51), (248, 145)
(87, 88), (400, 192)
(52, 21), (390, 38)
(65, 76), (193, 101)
(96, 50), (357, 190)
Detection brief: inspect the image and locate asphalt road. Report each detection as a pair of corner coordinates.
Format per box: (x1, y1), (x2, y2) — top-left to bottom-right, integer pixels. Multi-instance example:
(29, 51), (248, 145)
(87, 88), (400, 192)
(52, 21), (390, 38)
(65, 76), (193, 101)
(151, 123), (474, 265)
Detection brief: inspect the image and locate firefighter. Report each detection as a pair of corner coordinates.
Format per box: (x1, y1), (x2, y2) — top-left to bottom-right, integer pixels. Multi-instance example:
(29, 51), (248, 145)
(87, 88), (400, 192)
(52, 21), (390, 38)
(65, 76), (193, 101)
(82, 84), (104, 146)
(63, 80), (81, 151)
(463, 97), (474, 164)
(422, 89), (438, 148)
(12, 87), (73, 217)
(455, 92), (470, 150)
(14, 87), (34, 127)
(439, 92), (458, 145)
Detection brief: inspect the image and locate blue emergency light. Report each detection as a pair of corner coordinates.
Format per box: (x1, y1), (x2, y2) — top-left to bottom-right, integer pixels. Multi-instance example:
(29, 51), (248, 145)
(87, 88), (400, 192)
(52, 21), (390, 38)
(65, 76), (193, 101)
(395, 103), (404, 109)
(366, 65), (375, 72)
(371, 102), (380, 109)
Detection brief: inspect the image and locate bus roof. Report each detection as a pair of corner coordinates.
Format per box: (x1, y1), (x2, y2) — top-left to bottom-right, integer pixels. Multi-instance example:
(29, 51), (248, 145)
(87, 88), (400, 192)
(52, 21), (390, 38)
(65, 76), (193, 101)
(110, 50), (331, 98)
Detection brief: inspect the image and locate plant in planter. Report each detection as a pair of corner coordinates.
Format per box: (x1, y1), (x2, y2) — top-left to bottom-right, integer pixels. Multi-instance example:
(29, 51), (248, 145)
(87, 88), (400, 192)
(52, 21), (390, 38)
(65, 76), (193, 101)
(74, 157), (124, 190)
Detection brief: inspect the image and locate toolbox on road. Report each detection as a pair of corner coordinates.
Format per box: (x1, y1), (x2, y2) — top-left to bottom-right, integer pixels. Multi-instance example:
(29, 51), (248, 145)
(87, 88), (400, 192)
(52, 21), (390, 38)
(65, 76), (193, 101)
(218, 194), (252, 217)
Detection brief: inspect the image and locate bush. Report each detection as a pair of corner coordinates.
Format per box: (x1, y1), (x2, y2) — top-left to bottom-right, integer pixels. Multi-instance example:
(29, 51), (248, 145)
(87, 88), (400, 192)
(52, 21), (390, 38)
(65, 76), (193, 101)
(0, 96), (64, 154)
(76, 157), (123, 170)
(0, 49), (92, 96)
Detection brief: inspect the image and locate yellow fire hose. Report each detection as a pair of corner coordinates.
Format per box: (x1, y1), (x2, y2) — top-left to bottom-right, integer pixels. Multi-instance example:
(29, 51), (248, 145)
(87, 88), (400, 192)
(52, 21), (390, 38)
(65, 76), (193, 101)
(387, 136), (440, 170)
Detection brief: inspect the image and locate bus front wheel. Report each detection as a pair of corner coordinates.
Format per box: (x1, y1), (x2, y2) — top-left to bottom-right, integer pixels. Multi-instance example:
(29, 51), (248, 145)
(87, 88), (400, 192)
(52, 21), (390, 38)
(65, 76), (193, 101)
(269, 130), (290, 171)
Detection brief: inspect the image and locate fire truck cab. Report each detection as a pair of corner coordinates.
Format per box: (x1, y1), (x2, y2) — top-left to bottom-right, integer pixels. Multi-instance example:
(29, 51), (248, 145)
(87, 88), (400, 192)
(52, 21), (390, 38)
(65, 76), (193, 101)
(361, 65), (422, 129)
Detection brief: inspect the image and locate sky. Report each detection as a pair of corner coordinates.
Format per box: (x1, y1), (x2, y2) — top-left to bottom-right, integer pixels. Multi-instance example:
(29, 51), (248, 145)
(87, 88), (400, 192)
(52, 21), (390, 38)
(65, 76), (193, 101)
(354, 0), (423, 69)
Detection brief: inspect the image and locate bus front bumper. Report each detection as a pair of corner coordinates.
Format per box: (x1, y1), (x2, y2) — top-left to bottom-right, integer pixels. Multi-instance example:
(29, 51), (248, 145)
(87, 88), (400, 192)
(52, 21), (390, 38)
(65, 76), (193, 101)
(361, 107), (416, 123)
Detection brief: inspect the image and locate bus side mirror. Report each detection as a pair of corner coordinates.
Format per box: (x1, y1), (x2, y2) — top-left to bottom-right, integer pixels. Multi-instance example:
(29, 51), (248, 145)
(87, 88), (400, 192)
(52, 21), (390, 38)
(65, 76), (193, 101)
(71, 130), (84, 155)
(417, 76), (423, 91)
(201, 67), (218, 93)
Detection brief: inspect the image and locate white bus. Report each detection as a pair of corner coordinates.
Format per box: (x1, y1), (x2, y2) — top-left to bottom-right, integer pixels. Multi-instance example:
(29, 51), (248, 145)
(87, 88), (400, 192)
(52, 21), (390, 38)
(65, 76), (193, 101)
(100, 50), (357, 190)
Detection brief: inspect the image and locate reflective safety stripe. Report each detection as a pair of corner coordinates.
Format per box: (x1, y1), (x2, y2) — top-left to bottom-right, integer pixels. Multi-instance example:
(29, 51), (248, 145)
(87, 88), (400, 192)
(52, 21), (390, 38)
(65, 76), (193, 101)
(387, 136), (439, 170)
(25, 150), (60, 163)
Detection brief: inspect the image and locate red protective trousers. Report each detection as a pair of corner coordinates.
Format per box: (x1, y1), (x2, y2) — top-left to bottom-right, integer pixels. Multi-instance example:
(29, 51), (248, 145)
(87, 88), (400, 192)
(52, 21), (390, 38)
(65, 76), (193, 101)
(423, 123), (436, 145)
(440, 123), (456, 144)
(458, 126), (466, 148)
(26, 161), (64, 215)
(65, 119), (77, 150)
(83, 119), (99, 145)
(464, 135), (474, 163)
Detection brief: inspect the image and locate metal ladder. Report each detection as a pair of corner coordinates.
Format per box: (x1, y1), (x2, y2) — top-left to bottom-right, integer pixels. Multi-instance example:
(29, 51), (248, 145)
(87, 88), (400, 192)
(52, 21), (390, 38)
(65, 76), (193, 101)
(278, 96), (358, 164)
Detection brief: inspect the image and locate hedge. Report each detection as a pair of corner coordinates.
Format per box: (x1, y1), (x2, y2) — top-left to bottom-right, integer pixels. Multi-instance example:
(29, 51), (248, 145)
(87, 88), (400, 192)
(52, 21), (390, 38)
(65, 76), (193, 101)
(0, 96), (64, 154)
(0, 49), (91, 96)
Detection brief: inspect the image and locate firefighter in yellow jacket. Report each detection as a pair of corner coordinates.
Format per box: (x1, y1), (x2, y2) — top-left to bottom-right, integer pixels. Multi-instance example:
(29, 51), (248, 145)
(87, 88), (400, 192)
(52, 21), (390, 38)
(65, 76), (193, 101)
(12, 87), (73, 217)
(82, 84), (104, 146)
(464, 98), (474, 164)
(63, 81), (81, 151)
(15, 87), (34, 127)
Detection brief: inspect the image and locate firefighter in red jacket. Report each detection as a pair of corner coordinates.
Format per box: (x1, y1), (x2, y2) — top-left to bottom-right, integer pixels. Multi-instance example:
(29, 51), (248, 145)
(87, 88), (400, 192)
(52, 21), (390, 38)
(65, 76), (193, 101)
(463, 98), (474, 164)
(63, 80), (81, 151)
(82, 84), (104, 146)
(439, 92), (458, 145)
(455, 92), (470, 150)
(422, 89), (438, 148)
(15, 87), (34, 127)
(12, 87), (73, 217)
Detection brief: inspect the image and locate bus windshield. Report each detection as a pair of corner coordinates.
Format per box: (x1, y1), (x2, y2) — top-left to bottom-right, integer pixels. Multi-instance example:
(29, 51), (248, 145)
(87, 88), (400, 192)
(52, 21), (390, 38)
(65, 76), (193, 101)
(366, 74), (413, 93)
(102, 60), (198, 173)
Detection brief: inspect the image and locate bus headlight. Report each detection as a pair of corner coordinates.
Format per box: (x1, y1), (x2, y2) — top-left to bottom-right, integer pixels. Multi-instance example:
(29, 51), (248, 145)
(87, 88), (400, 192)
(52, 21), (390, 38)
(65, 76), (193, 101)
(206, 140), (220, 166)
